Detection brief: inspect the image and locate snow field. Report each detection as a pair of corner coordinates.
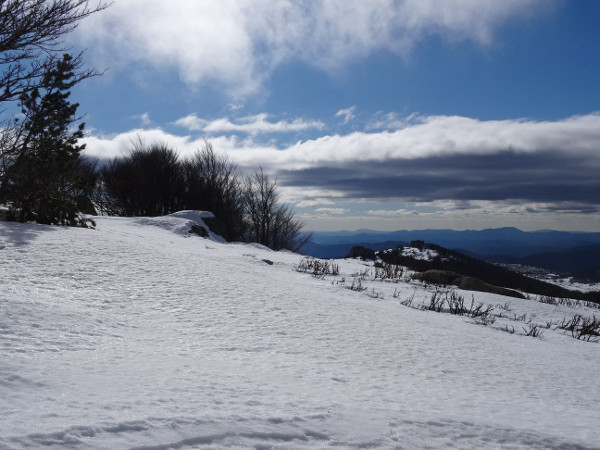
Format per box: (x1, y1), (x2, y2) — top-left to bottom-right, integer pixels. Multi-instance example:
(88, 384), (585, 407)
(1, 215), (599, 449)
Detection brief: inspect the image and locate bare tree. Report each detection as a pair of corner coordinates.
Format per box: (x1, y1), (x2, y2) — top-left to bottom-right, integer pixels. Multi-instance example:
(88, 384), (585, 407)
(0, 0), (109, 103)
(244, 167), (310, 252)
(182, 141), (247, 241)
(244, 167), (278, 247)
(98, 140), (185, 217)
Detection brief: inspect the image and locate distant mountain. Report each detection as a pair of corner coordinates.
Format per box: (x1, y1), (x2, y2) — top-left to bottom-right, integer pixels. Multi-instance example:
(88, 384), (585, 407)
(376, 241), (600, 304)
(305, 228), (600, 272)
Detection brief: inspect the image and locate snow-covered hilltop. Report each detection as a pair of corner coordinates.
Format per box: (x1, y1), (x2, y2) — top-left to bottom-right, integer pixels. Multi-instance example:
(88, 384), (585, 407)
(1, 214), (599, 449)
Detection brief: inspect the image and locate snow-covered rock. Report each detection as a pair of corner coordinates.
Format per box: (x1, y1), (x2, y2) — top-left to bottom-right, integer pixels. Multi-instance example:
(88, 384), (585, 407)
(134, 210), (226, 242)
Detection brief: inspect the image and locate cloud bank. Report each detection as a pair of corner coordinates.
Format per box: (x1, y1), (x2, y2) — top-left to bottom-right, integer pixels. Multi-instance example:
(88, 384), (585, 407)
(75, 0), (549, 95)
(83, 112), (600, 215)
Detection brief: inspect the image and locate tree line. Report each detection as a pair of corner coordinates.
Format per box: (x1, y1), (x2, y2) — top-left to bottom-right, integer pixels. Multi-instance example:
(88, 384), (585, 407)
(0, 0), (309, 252)
(95, 140), (310, 251)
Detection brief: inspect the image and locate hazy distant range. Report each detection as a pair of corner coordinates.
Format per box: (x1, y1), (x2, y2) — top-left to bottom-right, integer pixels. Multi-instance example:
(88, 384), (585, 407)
(303, 227), (600, 274)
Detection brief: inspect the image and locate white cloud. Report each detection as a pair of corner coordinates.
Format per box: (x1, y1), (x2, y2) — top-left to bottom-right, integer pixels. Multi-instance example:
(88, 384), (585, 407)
(367, 200), (600, 220)
(367, 112), (421, 130)
(315, 208), (349, 215)
(173, 113), (325, 135)
(133, 113), (152, 127)
(296, 199), (335, 208)
(74, 0), (550, 95)
(335, 106), (356, 125)
(219, 112), (600, 171)
(82, 128), (210, 160)
(281, 186), (347, 205)
(84, 112), (600, 170)
(366, 209), (420, 217)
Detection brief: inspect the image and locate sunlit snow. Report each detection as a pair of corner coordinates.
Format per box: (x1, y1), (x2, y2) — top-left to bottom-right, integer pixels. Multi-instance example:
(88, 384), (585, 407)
(1, 214), (599, 449)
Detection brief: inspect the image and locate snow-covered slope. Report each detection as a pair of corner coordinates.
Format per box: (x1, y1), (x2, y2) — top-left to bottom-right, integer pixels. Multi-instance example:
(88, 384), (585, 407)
(1, 214), (599, 449)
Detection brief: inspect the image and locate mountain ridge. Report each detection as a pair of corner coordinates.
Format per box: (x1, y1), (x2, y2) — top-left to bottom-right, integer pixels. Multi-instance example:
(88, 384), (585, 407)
(375, 241), (600, 304)
(304, 228), (600, 273)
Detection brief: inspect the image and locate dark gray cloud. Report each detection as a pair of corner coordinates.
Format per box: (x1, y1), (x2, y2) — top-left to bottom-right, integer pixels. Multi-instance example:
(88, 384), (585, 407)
(278, 150), (600, 209)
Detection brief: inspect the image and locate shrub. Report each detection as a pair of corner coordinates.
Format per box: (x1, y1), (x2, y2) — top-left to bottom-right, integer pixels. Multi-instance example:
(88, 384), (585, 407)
(296, 258), (339, 278)
(422, 289), (445, 312)
(523, 323), (543, 338)
(447, 292), (467, 315)
(373, 262), (404, 281)
(470, 301), (496, 325)
(502, 325), (515, 334)
(400, 291), (415, 307)
(348, 278), (367, 292)
(558, 315), (600, 342)
(351, 267), (371, 279)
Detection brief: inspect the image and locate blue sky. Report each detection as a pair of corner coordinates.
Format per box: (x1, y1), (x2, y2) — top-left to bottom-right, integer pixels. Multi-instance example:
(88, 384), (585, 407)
(69, 0), (600, 232)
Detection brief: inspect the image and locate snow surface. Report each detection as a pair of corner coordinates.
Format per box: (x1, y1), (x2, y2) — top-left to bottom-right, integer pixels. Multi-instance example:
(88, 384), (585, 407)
(1, 214), (599, 449)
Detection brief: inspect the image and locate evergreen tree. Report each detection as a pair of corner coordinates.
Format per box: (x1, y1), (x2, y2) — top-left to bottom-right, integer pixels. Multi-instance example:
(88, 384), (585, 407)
(1, 53), (93, 226)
